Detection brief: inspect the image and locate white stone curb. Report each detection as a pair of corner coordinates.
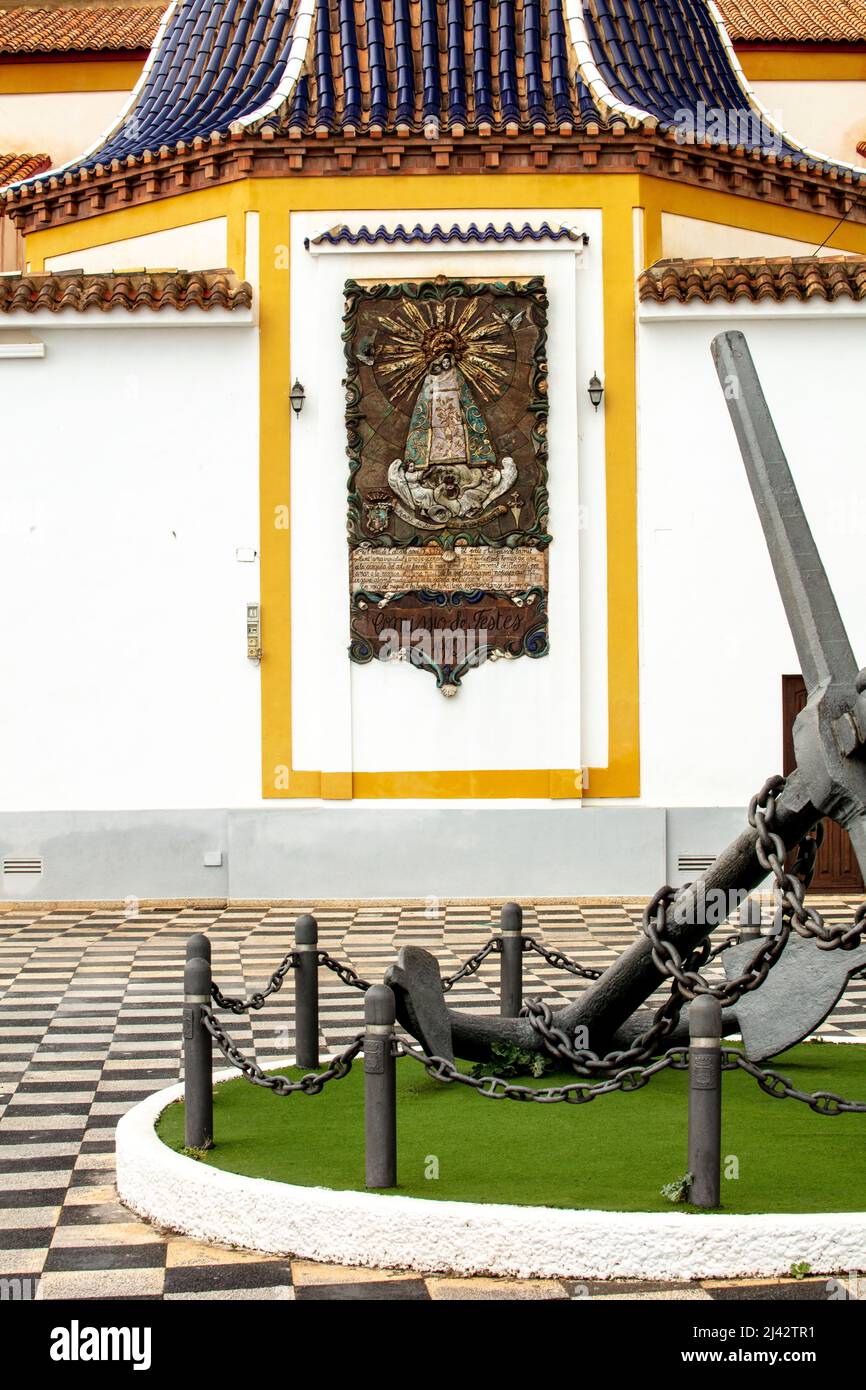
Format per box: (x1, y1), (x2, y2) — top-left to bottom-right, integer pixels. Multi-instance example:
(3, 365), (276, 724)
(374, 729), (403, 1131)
(116, 1071), (866, 1281)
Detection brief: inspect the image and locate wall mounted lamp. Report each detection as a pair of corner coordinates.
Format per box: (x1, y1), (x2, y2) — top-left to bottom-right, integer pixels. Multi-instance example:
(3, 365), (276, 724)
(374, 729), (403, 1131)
(290, 379), (306, 416)
(588, 371), (605, 411)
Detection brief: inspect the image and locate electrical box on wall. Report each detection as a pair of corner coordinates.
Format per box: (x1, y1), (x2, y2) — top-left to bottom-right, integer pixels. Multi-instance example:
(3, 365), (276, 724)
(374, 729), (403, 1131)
(246, 603), (261, 662)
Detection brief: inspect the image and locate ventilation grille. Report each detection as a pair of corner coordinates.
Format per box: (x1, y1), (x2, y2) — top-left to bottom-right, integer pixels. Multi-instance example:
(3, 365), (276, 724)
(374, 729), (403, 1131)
(3, 856), (43, 875)
(677, 854), (716, 874)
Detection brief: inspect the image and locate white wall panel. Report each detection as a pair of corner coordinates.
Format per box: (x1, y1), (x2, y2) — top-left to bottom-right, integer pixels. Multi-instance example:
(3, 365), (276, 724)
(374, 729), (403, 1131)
(0, 321), (260, 810)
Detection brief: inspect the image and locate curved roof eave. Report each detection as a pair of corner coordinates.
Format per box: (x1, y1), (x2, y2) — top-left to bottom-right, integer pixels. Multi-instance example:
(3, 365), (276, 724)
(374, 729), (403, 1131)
(4, 0), (866, 200)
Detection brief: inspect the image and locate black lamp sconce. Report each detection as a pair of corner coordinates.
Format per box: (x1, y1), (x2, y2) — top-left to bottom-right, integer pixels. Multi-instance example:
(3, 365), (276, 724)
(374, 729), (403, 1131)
(290, 379), (306, 416)
(588, 372), (605, 411)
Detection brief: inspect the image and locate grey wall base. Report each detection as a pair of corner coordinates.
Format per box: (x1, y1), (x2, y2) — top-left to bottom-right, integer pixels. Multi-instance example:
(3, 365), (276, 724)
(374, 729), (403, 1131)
(0, 806), (753, 903)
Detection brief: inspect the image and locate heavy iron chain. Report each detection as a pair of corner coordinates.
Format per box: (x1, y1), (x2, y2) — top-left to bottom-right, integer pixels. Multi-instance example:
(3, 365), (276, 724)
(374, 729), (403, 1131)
(200, 1005), (363, 1095)
(750, 774), (866, 951)
(395, 1039), (689, 1103)
(521, 936), (603, 980)
(521, 984), (688, 1076)
(722, 1049), (866, 1115)
(317, 950), (372, 992)
(210, 952), (299, 1014)
(641, 775), (866, 1011)
(441, 937), (501, 991)
(522, 774), (865, 1075)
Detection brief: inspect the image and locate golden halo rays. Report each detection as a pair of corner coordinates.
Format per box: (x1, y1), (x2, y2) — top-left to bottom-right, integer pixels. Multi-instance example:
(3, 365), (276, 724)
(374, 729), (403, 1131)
(373, 297), (515, 402)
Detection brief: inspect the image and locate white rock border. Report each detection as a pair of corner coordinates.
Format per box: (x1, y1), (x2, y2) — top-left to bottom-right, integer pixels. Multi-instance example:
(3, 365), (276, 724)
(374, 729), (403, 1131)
(116, 1071), (866, 1282)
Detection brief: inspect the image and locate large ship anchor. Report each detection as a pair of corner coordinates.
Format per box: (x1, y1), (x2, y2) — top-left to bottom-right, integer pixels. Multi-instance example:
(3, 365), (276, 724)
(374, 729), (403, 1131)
(387, 331), (866, 1067)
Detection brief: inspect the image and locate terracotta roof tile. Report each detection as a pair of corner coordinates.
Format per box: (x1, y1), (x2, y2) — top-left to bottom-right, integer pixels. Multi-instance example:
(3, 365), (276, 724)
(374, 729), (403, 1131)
(716, 0), (866, 44)
(0, 268), (253, 313)
(639, 255), (866, 305)
(0, 4), (164, 55)
(0, 152), (50, 185)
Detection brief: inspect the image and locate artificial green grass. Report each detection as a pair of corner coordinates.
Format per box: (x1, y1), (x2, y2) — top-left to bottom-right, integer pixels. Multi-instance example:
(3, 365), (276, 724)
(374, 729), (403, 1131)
(157, 1042), (866, 1213)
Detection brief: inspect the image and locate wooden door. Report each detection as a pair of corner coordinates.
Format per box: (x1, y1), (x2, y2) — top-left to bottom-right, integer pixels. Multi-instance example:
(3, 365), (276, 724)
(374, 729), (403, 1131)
(782, 675), (864, 892)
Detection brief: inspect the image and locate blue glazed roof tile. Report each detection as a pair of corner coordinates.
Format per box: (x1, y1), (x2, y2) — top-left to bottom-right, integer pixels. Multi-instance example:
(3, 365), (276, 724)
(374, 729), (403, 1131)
(5, 0), (865, 191)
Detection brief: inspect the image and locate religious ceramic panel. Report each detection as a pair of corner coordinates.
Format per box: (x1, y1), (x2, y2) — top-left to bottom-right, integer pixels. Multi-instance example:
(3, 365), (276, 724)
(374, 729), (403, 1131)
(345, 276), (550, 694)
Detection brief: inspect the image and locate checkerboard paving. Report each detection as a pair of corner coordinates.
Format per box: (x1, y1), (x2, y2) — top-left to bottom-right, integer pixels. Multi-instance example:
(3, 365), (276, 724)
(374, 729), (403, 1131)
(0, 897), (864, 1301)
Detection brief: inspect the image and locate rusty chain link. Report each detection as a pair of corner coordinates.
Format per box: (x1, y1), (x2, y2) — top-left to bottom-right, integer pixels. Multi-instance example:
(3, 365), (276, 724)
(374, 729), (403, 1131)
(201, 1005), (362, 1095)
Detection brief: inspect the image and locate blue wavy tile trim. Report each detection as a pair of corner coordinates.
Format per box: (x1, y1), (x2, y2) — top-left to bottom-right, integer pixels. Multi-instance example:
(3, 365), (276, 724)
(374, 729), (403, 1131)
(305, 220), (590, 248)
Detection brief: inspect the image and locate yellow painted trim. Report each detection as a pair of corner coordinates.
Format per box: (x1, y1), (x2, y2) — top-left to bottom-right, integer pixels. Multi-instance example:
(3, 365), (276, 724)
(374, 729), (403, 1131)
(354, 770), (582, 798)
(549, 770), (585, 799)
(250, 173), (643, 799)
(27, 172), (865, 801)
(739, 51), (866, 82)
(25, 185), (248, 272)
(642, 204), (663, 269)
(321, 772), (353, 799)
(643, 176), (866, 258)
(0, 59), (144, 95)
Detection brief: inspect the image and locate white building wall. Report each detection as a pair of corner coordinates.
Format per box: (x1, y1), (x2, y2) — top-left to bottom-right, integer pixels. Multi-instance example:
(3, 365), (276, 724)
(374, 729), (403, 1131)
(751, 80), (866, 167)
(290, 209), (607, 776)
(0, 91), (132, 167)
(638, 300), (866, 810)
(0, 316), (261, 812)
(659, 212), (852, 263)
(44, 220), (229, 275)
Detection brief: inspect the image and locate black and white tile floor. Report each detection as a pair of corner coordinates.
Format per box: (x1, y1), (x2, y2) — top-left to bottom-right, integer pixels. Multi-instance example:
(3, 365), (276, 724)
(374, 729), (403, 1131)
(1, 897), (864, 1302)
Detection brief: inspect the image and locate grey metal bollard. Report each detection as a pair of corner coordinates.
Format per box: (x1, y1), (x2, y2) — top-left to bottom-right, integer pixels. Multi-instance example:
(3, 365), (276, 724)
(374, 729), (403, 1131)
(687, 994), (722, 1208)
(739, 896), (763, 938)
(294, 913), (319, 1069)
(499, 901), (523, 1017)
(184, 938), (213, 1151)
(364, 984), (397, 1189)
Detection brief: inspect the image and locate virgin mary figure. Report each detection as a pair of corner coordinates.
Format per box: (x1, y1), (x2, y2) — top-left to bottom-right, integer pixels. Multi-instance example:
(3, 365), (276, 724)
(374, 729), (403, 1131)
(387, 345), (516, 529)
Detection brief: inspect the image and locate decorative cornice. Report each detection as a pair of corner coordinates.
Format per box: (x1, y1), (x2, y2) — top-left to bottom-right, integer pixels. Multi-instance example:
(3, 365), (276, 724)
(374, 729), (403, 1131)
(4, 128), (865, 238)
(305, 220), (589, 250)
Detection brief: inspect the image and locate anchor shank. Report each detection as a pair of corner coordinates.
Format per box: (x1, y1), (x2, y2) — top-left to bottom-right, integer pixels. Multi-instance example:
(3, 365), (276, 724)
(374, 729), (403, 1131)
(711, 331), (857, 694)
(548, 771), (823, 1042)
(419, 768), (825, 1063)
(440, 775), (822, 1060)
